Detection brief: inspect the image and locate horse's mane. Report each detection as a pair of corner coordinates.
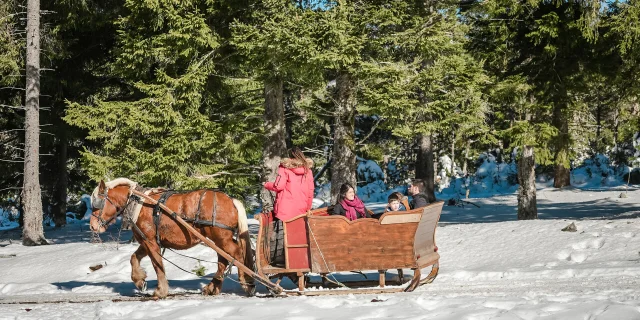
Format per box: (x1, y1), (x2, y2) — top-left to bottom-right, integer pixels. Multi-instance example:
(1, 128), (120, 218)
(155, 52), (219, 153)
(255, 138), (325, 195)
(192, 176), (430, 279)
(91, 178), (139, 204)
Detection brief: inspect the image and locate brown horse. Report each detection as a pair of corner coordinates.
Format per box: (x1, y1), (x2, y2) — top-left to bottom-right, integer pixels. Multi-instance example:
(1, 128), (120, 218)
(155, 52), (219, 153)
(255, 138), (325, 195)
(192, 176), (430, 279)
(89, 178), (255, 298)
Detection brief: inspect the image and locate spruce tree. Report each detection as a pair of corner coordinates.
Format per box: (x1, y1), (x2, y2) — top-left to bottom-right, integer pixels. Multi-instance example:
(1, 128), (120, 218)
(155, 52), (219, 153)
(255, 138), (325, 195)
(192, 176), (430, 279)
(0, 0), (23, 203)
(231, 0), (322, 209)
(65, 0), (263, 193)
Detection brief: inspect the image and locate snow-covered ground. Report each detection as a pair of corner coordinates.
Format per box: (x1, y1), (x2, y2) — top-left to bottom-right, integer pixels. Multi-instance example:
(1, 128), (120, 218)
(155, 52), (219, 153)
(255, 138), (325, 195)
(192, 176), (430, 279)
(1, 187), (640, 319)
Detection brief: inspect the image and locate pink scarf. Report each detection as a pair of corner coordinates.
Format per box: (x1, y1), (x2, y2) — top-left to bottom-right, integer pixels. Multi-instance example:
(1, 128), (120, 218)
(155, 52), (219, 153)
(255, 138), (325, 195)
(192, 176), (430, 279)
(340, 197), (366, 221)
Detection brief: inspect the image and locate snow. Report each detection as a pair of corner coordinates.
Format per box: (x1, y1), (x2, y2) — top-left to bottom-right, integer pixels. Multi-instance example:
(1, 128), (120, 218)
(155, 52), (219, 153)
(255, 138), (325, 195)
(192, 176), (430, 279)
(1, 188), (640, 319)
(0, 207), (19, 231)
(438, 152), (519, 199)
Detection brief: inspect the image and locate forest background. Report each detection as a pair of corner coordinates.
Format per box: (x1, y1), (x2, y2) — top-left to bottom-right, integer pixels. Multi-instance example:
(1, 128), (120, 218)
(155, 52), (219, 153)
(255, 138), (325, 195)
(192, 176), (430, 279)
(1, 0), (640, 244)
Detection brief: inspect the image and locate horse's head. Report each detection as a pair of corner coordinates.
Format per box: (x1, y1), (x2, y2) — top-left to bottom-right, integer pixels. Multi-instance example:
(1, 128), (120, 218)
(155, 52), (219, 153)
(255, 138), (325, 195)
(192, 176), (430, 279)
(89, 178), (138, 233)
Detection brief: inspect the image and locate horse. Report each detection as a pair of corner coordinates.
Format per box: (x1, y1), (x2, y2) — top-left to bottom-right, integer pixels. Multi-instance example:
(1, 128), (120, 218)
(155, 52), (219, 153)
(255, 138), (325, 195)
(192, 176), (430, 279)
(88, 178), (255, 298)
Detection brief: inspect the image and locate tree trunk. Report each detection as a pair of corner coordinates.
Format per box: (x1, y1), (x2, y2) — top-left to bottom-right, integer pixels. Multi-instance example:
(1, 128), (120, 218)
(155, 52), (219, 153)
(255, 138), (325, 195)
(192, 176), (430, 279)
(517, 146), (537, 220)
(595, 104), (601, 154)
(553, 105), (571, 188)
(52, 129), (68, 227)
(462, 140), (470, 176)
(450, 130), (455, 175)
(382, 155), (389, 184)
(22, 0), (47, 245)
(284, 90), (293, 149)
(261, 78), (288, 212)
(330, 72), (357, 204)
(415, 133), (437, 203)
(613, 108), (620, 149)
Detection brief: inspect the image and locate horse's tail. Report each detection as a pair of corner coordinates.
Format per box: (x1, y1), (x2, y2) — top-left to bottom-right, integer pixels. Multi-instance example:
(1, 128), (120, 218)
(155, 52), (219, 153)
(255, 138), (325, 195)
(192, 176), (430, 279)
(232, 198), (255, 275)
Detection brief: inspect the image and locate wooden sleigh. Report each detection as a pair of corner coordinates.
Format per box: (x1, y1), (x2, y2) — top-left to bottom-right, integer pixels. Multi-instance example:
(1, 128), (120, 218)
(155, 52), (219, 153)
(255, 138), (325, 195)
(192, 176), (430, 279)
(255, 201), (444, 295)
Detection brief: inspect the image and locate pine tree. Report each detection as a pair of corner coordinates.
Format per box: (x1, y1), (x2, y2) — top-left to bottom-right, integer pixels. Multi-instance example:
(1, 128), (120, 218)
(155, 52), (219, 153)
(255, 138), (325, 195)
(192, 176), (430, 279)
(359, 1), (488, 200)
(65, 0), (264, 193)
(231, 0), (323, 209)
(0, 0), (23, 204)
(312, 1), (364, 202)
(465, 0), (605, 188)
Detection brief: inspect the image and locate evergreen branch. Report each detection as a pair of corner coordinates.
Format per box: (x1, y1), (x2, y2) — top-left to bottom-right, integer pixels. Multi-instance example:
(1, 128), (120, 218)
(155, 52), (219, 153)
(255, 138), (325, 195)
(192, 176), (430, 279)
(0, 87), (25, 91)
(0, 104), (24, 110)
(192, 171), (257, 180)
(0, 129), (23, 134)
(211, 74), (252, 81)
(302, 147), (330, 156)
(0, 12), (26, 21)
(356, 117), (384, 145)
(0, 187), (22, 192)
(0, 159), (23, 163)
(4, 145), (23, 152)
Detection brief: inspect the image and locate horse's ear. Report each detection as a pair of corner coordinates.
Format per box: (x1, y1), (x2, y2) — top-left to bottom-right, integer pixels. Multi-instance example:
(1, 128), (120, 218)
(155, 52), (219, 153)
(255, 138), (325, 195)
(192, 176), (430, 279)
(98, 180), (106, 194)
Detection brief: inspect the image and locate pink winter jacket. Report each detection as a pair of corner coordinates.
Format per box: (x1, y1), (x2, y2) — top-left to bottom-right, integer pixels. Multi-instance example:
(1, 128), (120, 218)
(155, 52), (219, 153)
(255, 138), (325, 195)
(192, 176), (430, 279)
(264, 158), (315, 221)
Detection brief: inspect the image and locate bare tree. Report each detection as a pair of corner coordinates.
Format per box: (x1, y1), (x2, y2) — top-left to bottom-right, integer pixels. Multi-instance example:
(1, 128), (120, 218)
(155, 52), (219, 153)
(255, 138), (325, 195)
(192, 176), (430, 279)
(22, 0), (47, 245)
(517, 146), (537, 220)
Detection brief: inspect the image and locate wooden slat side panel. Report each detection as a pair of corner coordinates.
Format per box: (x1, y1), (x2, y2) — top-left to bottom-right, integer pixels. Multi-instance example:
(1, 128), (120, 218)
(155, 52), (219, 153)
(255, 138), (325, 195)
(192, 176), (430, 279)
(284, 217), (310, 269)
(285, 217), (308, 245)
(413, 202), (444, 265)
(308, 216), (419, 273)
(287, 247), (311, 269)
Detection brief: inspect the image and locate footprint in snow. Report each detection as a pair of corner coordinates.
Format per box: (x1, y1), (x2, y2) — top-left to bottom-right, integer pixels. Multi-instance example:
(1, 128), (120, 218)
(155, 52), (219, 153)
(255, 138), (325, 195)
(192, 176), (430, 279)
(556, 250), (588, 263)
(571, 238), (605, 250)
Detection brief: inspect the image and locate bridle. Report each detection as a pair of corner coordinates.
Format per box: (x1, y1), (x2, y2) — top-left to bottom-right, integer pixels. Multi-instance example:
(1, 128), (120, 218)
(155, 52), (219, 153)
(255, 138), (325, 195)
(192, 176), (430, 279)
(91, 187), (137, 231)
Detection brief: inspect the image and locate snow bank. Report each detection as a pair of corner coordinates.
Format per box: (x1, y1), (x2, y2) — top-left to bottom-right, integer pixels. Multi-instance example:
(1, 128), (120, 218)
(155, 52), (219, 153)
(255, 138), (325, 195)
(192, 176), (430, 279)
(0, 207), (18, 231)
(571, 154), (635, 188)
(439, 152), (518, 198)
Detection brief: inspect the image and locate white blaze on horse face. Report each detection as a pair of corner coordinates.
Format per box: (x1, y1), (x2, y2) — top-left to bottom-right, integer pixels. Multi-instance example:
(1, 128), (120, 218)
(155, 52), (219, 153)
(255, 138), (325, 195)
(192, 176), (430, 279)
(89, 190), (117, 233)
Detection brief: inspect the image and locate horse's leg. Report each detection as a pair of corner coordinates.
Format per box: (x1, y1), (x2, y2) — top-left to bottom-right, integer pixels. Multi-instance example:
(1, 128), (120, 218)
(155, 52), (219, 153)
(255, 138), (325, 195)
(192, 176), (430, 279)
(203, 254), (227, 296)
(130, 245), (148, 291)
(146, 243), (169, 298)
(203, 237), (252, 295)
(225, 237), (254, 295)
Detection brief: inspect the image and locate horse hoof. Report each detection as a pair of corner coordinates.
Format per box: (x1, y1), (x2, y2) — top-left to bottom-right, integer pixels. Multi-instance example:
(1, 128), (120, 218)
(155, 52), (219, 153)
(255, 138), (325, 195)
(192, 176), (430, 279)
(153, 289), (168, 299)
(141, 281), (147, 292)
(245, 285), (256, 297)
(202, 283), (220, 296)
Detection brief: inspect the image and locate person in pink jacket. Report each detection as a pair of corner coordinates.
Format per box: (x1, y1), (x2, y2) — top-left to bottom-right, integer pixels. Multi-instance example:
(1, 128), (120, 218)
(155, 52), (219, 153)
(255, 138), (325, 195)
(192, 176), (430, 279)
(263, 147), (315, 221)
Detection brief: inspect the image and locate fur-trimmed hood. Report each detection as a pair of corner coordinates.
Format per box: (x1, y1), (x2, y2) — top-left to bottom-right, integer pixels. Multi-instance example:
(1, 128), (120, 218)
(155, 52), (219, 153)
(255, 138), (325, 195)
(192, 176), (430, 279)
(280, 158), (314, 169)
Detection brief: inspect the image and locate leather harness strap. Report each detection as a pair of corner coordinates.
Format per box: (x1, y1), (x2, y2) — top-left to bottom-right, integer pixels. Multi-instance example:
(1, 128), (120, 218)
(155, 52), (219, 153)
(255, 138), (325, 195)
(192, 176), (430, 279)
(173, 190), (236, 232)
(153, 191), (175, 247)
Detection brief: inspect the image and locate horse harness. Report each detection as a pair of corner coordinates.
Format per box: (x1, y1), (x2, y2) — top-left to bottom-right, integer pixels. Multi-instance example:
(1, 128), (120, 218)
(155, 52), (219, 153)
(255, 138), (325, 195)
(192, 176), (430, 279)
(151, 189), (236, 247)
(92, 187), (149, 240)
(92, 189), (138, 230)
